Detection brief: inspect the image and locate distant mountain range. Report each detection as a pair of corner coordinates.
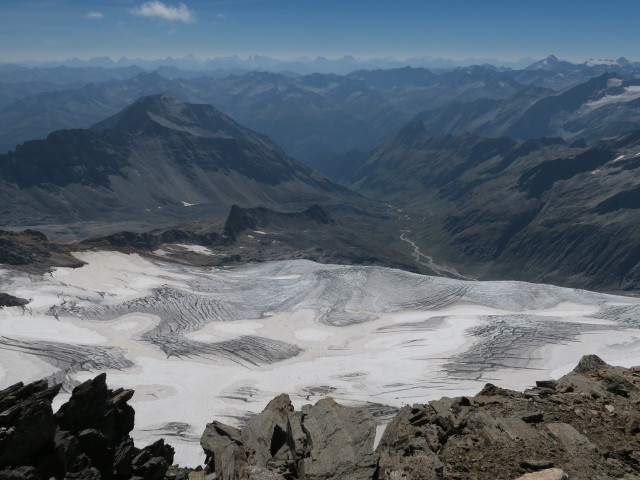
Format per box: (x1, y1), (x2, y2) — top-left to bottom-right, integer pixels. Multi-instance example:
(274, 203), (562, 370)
(415, 73), (640, 143)
(6, 53), (640, 76)
(7, 59), (640, 164)
(3, 56), (640, 291)
(0, 63), (146, 85)
(0, 54), (535, 76)
(3, 57), (640, 165)
(0, 71), (409, 164)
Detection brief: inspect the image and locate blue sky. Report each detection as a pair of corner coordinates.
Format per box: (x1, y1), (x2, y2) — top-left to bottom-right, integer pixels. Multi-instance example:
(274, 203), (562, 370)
(2, 0), (640, 63)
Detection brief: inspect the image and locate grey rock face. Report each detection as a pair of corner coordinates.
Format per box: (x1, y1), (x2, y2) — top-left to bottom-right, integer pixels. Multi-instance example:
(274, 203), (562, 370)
(200, 394), (378, 480)
(200, 421), (243, 475)
(297, 398), (378, 480)
(546, 423), (597, 454)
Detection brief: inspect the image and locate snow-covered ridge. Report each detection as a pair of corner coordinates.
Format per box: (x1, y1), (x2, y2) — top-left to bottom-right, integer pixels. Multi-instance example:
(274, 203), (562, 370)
(1, 251), (640, 466)
(583, 85), (640, 109)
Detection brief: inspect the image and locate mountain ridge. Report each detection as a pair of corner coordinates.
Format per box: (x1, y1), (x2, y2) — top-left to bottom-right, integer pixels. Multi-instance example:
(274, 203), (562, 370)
(0, 93), (358, 235)
(343, 123), (640, 291)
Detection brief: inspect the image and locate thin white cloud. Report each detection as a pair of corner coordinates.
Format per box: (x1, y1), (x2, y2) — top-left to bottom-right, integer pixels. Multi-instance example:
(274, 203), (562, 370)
(130, 1), (196, 23)
(86, 11), (104, 19)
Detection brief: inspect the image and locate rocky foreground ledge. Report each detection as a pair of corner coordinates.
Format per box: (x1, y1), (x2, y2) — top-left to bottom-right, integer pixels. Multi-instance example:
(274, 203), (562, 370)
(3, 356), (640, 480)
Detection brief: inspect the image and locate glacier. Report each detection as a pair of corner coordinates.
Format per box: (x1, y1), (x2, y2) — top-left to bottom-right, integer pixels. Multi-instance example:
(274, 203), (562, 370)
(1, 251), (640, 466)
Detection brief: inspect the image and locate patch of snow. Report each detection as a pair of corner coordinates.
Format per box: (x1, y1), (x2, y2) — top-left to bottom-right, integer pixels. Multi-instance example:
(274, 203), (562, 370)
(173, 244), (213, 255)
(0, 313), (107, 344)
(584, 86), (640, 110)
(294, 329), (335, 342)
(214, 322), (264, 335)
(607, 78), (623, 88)
(586, 59), (617, 66)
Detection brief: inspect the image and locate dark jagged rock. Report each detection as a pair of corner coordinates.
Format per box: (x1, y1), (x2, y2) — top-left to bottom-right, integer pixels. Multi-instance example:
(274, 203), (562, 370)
(240, 393), (294, 470)
(572, 353), (608, 374)
(0, 466), (40, 480)
(222, 204), (333, 242)
(82, 230), (221, 252)
(0, 373), (186, 480)
(0, 380), (61, 473)
(300, 204), (333, 225)
(223, 205), (258, 241)
(200, 421), (243, 476)
(56, 373), (135, 446)
(0, 293), (28, 308)
(131, 440), (174, 480)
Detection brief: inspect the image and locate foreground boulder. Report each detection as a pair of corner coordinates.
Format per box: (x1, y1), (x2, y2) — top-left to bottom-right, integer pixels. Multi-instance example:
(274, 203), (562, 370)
(0, 373), (181, 480)
(200, 394), (378, 480)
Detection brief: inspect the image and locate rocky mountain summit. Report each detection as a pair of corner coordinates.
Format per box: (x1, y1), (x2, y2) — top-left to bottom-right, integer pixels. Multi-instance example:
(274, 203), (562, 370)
(0, 93), (356, 235)
(3, 355), (640, 479)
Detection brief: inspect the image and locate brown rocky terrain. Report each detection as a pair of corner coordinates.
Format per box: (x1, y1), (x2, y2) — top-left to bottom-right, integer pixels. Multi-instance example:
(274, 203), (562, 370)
(3, 355), (640, 479)
(0, 202), (413, 280)
(0, 229), (85, 274)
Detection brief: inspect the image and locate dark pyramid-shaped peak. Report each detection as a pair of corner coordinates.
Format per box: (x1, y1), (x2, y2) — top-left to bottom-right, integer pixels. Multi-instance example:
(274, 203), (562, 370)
(129, 70), (175, 86)
(525, 54), (575, 72)
(393, 119), (430, 146)
(90, 93), (276, 147)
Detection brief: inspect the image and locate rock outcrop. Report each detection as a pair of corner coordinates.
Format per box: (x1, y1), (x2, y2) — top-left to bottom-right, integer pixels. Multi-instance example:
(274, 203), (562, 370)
(0, 373), (185, 480)
(377, 354), (640, 479)
(200, 393), (378, 480)
(0, 229), (85, 273)
(0, 293), (28, 307)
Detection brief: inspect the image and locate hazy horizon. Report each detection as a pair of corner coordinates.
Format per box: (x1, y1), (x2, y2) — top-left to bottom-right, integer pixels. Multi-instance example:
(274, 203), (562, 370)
(3, 0), (640, 66)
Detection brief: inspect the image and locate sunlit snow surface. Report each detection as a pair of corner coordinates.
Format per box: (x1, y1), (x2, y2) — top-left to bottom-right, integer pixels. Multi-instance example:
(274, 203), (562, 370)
(2, 252), (640, 466)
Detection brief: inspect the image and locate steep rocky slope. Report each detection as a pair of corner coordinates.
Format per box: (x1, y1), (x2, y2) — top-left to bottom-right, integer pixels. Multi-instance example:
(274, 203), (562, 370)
(346, 123), (640, 291)
(416, 73), (640, 143)
(0, 93), (357, 236)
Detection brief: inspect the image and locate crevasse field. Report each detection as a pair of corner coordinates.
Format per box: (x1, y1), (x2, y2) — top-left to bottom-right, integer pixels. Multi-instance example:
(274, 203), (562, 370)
(2, 251), (640, 466)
